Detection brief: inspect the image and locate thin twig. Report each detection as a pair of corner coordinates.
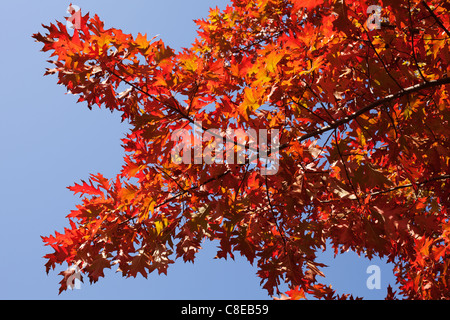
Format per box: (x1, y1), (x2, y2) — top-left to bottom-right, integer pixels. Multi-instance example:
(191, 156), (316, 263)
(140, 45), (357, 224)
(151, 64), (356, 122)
(422, 1), (450, 38)
(287, 92), (330, 123)
(365, 30), (404, 91)
(264, 175), (288, 249)
(408, 0), (428, 82)
(333, 128), (362, 206)
(109, 68), (258, 154)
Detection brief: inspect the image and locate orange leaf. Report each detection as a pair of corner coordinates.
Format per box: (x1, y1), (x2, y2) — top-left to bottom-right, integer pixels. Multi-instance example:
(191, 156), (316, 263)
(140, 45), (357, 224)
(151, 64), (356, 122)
(292, 0), (324, 12)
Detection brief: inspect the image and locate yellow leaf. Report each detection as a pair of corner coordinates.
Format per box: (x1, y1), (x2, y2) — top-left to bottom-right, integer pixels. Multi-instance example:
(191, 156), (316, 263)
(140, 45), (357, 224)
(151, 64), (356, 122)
(239, 87), (259, 120)
(432, 38), (447, 59)
(135, 32), (149, 49)
(139, 199), (155, 223)
(265, 51), (283, 73)
(154, 216), (168, 236)
(356, 127), (366, 147)
(299, 56), (324, 75)
(149, 200), (155, 215)
(184, 58), (198, 72)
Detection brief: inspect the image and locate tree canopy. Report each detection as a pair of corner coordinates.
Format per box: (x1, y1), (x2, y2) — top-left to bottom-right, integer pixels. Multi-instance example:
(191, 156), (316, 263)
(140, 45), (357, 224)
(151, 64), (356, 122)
(34, 0), (450, 299)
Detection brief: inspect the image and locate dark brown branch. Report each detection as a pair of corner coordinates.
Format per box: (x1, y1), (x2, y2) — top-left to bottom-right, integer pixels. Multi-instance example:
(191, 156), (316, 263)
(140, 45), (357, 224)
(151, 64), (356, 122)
(279, 76), (450, 150)
(422, 1), (450, 38)
(369, 174), (450, 197)
(318, 174), (450, 203)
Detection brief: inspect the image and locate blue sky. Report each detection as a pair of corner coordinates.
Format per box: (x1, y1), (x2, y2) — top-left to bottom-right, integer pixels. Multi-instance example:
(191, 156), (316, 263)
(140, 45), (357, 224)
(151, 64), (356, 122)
(0, 0), (399, 300)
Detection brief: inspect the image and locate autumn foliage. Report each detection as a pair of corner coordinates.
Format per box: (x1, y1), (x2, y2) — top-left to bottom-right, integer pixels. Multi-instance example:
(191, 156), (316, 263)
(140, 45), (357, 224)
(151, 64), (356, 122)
(34, 0), (450, 299)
